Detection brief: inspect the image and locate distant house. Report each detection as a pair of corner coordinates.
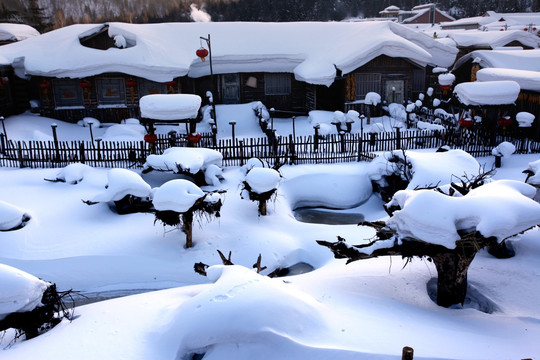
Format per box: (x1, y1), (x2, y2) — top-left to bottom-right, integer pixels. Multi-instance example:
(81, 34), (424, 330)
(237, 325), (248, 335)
(0, 21), (456, 123)
(0, 23), (39, 46)
(378, 4), (454, 25)
(441, 11), (540, 32)
(452, 49), (540, 138)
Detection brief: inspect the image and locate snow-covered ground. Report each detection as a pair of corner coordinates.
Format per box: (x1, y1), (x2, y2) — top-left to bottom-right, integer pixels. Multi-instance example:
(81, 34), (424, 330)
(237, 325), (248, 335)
(0, 109), (539, 359)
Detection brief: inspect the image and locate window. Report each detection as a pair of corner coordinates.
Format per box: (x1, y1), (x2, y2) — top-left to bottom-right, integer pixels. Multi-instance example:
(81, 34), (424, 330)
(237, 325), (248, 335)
(96, 78), (125, 105)
(53, 79), (83, 107)
(354, 73), (381, 99)
(139, 79), (166, 96)
(264, 73), (291, 95)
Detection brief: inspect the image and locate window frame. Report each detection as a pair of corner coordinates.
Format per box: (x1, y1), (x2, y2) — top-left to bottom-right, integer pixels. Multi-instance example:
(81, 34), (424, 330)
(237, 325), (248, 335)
(264, 73), (291, 96)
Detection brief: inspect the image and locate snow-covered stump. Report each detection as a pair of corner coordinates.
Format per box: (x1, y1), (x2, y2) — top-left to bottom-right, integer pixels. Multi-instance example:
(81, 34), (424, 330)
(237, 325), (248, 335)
(318, 180), (540, 308)
(241, 167), (281, 216)
(0, 264), (70, 340)
(152, 179), (222, 248)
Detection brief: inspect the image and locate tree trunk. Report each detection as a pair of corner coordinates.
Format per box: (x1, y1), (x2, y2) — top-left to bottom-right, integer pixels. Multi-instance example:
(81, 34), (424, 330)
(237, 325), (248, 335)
(258, 200), (267, 216)
(182, 211), (194, 248)
(431, 244), (477, 307)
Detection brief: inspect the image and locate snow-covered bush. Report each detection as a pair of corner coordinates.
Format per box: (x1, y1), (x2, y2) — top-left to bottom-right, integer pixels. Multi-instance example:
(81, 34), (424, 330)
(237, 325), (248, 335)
(77, 117), (101, 128)
(364, 92), (381, 106)
(45, 163), (93, 184)
(524, 159), (540, 187)
(0, 200), (31, 231)
(492, 141), (516, 158)
(516, 112), (535, 128)
(241, 167), (281, 216)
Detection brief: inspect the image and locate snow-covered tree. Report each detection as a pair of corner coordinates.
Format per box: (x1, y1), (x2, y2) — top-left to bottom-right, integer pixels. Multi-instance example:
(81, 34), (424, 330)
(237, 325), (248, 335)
(319, 180), (540, 308)
(241, 167), (281, 216)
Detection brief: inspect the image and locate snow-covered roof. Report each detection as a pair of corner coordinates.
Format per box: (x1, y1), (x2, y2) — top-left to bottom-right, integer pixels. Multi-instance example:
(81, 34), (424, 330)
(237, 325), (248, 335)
(439, 30), (540, 49)
(0, 21), (457, 86)
(476, 68), (540, 92)
(453, 49), (540, 72)
(441, 11), (540, 30)
(140, 94), (202, 120)
(454, 80), (520, 106)
(0, 23), (39, 42)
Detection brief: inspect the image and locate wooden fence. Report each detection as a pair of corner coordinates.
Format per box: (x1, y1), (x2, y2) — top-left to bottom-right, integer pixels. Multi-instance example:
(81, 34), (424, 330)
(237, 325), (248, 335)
(1, 128), (540, 169)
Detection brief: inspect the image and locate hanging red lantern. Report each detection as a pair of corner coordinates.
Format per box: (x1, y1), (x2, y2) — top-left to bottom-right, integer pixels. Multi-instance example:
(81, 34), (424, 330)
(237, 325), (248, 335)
(187, 132), (202, 143)
(498, 116), (512, 128)
(40, 80), (51, 89)
(80, 80), (92, 89)
(196, 47), (209, 62)
(165, 80), (176, 93)
(125, 79), (137, 88)
(144, 133), (158, 144)
(459, 118), (474, 128)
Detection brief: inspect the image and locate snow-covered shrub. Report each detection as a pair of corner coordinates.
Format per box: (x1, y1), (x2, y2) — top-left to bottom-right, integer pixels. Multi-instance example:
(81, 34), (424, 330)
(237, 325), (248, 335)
(438, 73), (455, 86)
(524, 159), (540, 187)
(516, 112), (535, 127)
(492, 142), (516, 158)
(78, 117), (101, 128)
(241, 158), (271, 175)
(364, 92), (381, 106)
(387, 103), (407, 122)
(45, 163), (93, 184)
(0, 200), (31, 231)
(241, 167), (281, 216)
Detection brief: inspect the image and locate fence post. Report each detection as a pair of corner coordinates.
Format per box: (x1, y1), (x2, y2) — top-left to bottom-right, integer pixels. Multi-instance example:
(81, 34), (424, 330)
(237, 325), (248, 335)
(396, 128), (401, 150)
(314, 125), (320, 152)
(0, 133), (5, 155)
(288, 134), (296, 165)
(79, 142), (86, 164)
(51, 123), (60, 162)
(239, 139), (245, 166)
(402, 346), (414, 360)
(340, 132), (346, 153)
(17, 141), (24, 168)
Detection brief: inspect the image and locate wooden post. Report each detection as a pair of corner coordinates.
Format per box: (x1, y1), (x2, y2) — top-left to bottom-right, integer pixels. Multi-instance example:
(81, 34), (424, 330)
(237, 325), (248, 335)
(51, 123), (60, 162)
(0, 133), (5, 155)
(239, 140), (245, 166)
(79, 142), (86, 164)
(402, 346), (414, 360)
(17, 141), (24, 168)
(396, 128), (401, 150)
(288, 134), (296, 165)
(182, 211), (194, 248)
(314, 125), (320, 152)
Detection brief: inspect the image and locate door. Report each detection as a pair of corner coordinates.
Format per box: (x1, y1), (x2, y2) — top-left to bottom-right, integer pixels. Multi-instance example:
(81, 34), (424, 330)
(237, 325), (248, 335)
(221, 74), (240, 104)
(385, 80), (405, 104)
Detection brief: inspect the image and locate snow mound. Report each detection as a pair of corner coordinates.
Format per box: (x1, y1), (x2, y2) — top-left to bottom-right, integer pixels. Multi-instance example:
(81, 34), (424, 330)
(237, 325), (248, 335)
(144, 147), (223, 175)
(167, 265), (330, 358)
(90, 168), (152, 203)
(516, 111), (535, 127)
(492, 142), (516, 157)
(0, 200), (31, 231)
(364, 92), (381, 106)
(525, 159), (540, 186)
(0, 264), (49, 321)
(438, 72), (455, 86)
(140, 94), (202, 120)
(386, 180), (540, 249)
(245, 168), (281, 194)
(100, 123), (146, 141)
(416, 121), (445, 131)
(282, 172), (373, 209)
(152, 179), (204, 213)
(47, 163), (93, 184)
(241, 158), (271, 175)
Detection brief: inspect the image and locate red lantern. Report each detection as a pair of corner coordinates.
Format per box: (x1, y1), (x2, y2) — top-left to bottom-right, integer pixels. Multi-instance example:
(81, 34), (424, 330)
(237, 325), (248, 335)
(40, 80), (51, 89)
(187, 132), (202, 143)
(196, 47), (209, 62)
(498, 116), (512, 128)
(125, 79), (137, 88)
(524, 27), (529, 31)
(459, 118), (474, 128)
(144, 133), (158, 144)
(80, 80), (92, 89)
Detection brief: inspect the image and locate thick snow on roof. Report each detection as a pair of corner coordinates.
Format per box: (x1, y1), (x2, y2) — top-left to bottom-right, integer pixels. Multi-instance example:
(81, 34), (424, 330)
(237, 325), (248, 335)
(0, 263), (49, 321)
(140, 94), (202, 120)
(0, 23), (39, 42)
(477, 68), (540, 92)
(438, 30), (540, 49)
(454, 49), (540, 72)
(0, 21), (457, 86)
(385, 180), (540, 249)
(441, 11), (540, 29)
(454, 80), (520, 106)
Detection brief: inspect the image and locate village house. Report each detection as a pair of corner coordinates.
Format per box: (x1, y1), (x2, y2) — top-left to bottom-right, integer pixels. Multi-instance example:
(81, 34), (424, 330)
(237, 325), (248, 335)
(440, 11), (540, 32)
(0, 21), (457, 124)
(0, 23), (40, 117)
(378, 4), (455, 25)
(452, 48), (540, 138)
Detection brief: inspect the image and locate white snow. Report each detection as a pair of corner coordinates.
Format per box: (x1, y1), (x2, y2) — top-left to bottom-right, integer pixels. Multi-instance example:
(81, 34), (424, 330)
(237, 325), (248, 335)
(525, 159), (540, 186)
(492, 141), (516, 158)
(152, 179), (204, 213)
(244, 167), (281, 194)
(516, 112), (535, 127)
(454, 80), (520, 106)
(0, 264), (49, 321)
(89, 168), (152, 203)
(0, 23), (39, 42)
(438, 72), (455, 86)
(385, 180), (540, 249)
(139, 94), (202, 121)
(0, 21), (456, 87)
(364, 92), (381, 106)
(46, 163), (93, 184)
(144, 147), (222, 174)
(0, 110), (540, 359)
(453, 49), (540, 73)
(476, 68), (540, 92)
(0, 200), (30, 231)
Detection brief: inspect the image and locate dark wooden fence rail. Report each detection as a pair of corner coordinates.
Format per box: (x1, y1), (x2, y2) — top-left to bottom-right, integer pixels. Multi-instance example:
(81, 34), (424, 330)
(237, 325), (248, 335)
(1, 129), (539, 169)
